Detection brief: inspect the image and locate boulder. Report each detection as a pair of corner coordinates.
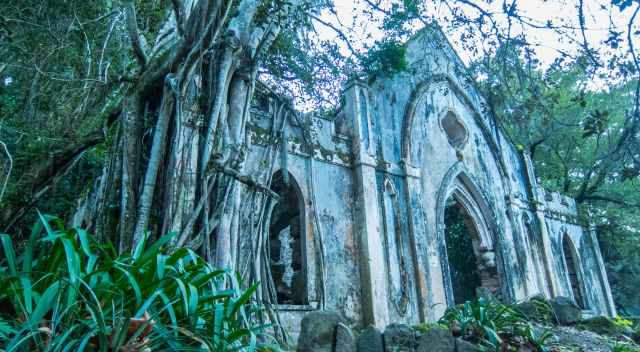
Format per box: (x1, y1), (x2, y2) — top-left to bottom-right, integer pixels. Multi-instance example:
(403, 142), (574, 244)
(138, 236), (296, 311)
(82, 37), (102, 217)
(549, 296), (582, 325)
(514, 296), (553, 323)
(357, 325), (384, 352)
(475, 287), (499, 304)
(416, 326), (455, 352)
(454, 338), (479, 352)
(383, 323), (415, 352)
(514, 300), (539, 319)
(296, 311), (341, 352)
(335, 323), (356, 352)
(576, 316), (635, 337)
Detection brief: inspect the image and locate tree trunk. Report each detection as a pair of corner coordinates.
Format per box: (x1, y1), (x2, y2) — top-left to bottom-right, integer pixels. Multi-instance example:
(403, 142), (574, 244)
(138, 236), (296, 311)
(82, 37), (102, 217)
(67, 5), (304, 328)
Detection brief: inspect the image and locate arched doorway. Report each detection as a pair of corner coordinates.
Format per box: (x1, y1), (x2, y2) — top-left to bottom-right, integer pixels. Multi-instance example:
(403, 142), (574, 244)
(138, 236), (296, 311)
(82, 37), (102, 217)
(444, 197), (482, 304)
(268, 170), (306, 305)
(441, 176), (502, 305)
(562, 234), (586, 309)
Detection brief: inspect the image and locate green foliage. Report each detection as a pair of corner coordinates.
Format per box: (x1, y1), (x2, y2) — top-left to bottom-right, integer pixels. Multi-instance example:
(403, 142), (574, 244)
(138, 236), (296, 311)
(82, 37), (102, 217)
(612, 342), (640, 352)
(613, 316), (635, 330)
(0, 215), (279, 351)
(577, 316), (629, 337)
(513, 297), (555, 324)
(380, 0), (424, 38)
(412, 321), (447, 334)
(0, 0), (127, 234)
(360, 39), (407, 79)
(470, 42), (640, 315)
(439, 298), (552, 352)
(443, 200), (482, 304)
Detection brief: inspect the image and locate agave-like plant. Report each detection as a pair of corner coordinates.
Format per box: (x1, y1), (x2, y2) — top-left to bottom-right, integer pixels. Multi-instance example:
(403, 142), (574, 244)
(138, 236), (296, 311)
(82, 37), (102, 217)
(0, 214), (279, 351)
(439, 297), (551, 352)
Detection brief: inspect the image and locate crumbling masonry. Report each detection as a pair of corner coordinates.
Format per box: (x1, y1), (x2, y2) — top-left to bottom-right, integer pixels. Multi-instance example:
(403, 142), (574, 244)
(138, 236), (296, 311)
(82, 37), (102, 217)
(242, 27), (616, 339)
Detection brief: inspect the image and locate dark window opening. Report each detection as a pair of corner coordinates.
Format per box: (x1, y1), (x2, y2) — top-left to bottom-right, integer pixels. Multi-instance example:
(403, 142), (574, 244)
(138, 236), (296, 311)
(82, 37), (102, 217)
(444, 197), (500, 304)
(269, 171), (306, 305)
(442, 112), (468, 149)
(562, 235), (585, 309)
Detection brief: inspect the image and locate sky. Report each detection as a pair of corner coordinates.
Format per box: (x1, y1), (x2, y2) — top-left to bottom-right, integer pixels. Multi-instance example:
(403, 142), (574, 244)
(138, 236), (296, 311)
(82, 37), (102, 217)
(315, 0), (635, 68)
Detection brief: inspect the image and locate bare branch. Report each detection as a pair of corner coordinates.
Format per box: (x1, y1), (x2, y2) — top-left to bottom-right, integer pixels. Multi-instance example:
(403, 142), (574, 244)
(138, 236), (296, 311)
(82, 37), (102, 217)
(207, 160), (279, 199)
(580, 194), (640, 208)
(578, 0), (600, 67)
(627, 3), (640, 127)
(310, 14), (357, 56)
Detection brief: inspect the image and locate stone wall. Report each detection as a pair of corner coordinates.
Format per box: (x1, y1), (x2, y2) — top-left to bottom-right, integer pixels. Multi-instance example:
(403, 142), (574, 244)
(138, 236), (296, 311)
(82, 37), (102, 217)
(241, 23), (616, 343)
(295, 311), (476, 352)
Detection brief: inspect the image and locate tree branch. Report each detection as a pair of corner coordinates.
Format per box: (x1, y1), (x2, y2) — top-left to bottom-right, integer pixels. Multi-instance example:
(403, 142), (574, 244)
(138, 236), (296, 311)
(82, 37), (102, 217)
(1, 132), (106, 232)
(580, 194), (640, 208)
(171, 0), (185, 35)
(310, 14), (357, 56)
(578, 0), (600, 67)
(125, 1), (147, 67)
(206, 160), (279, 199)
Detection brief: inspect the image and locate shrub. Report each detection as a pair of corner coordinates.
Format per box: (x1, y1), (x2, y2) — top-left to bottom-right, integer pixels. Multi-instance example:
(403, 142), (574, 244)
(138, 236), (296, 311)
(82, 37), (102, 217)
(612, 342), (640, 352)
(412, 321), (447, 334)
(0, 215), (279, 351)
(439, 298), (551, 352)
(359, 39), (408, 79)
(513, 296), (555, 324)
(614, 316), (635, 330)
(577, 315), (637, 338)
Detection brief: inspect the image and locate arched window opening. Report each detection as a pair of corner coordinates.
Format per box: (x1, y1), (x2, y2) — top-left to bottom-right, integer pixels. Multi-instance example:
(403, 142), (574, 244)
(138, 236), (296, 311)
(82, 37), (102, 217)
(269, 170), (306, 305)
(562, 234), (586, 309)
(444, 196), (500, 304)
(441, 111), (468, 149)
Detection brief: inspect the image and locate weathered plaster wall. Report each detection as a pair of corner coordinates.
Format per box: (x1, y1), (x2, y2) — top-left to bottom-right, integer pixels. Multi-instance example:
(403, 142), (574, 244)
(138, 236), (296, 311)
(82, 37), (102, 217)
(241, 24), (615, 341)
(540, 189), (616, 316)
(346, 26), (531, 322)
(244, 95), (363, 340)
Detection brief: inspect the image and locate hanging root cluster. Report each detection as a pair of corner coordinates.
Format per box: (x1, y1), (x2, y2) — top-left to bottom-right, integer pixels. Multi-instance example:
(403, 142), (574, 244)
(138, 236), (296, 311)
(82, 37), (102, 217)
(69, 0), (308, 344)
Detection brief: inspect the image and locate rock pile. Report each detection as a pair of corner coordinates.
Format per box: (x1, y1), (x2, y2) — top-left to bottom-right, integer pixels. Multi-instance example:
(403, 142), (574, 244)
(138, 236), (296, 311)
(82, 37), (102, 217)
(296, 311), (478, 352)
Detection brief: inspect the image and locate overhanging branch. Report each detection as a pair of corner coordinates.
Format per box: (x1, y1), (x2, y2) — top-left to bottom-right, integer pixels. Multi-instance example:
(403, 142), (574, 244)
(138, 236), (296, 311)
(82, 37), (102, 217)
(207, 160), (279, 199)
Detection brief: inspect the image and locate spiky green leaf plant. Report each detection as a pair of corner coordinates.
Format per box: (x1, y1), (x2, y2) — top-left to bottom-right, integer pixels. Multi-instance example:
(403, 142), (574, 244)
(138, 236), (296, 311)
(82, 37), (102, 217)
(439, 297), (551, 352)
(0, 215), (279, 351)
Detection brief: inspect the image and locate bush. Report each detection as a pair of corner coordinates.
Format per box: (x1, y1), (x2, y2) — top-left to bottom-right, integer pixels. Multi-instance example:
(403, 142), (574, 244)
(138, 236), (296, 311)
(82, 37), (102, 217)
(577, 316), (636, 338)
(513, 296), (555, 324)
(439, 298), (551, 352)
(359, 39), (407, 79)
(612, 342), (640, 352)
(0, 215), (279, 351)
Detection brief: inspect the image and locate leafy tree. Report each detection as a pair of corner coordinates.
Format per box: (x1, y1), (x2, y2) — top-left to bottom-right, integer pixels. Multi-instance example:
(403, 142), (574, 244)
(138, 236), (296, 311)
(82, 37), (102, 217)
(469, 40), (640, 314)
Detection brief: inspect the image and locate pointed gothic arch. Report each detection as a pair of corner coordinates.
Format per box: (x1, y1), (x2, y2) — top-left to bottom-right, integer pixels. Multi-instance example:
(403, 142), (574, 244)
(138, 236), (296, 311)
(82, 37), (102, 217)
(436, 165), (505, 305)
(268, 170), (307, 305)
(400, 75), (510, 183)
(561, 232), (588, 309)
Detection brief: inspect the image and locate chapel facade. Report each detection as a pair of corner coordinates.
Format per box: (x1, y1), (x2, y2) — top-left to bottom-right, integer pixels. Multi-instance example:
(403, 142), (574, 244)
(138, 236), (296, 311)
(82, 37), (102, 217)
(242, 26), (616, 338)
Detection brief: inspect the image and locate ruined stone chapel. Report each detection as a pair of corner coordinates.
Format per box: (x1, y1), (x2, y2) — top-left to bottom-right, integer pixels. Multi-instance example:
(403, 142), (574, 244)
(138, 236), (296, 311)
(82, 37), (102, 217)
(243, 26), (616, 338)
